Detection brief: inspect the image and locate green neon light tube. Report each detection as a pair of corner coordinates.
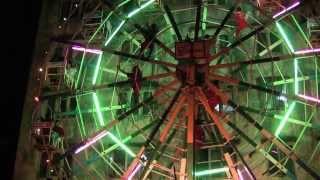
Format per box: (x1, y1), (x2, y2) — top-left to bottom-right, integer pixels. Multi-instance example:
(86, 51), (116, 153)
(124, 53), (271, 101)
(75, 52), (86, 88)
(92, 53), (103, 85)
(93, 93), (105, 126)
(202, 5), (208, 31)
(275, 102), (296, 137)
(294, 59), (299, 94)
(275, 22), (294, 53)
(128, 0), (155, 18)
(291, 15), (312, 47)
(76, 97), (86, 137)
(106, 132), (136, 157)
(195, 167), (228, 177)
(102, 136), (132, 155)
(104, 20), (125, 46)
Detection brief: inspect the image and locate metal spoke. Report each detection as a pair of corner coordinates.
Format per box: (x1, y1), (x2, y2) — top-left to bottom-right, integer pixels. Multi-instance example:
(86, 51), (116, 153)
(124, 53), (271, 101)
(135, 23), (176, 57)
(194, 0), (202, 40)
(210, 53), (320, 70)
(212, 1), (239, 39)
(102, 48), (176, 68)
(164, 4), (183, 41)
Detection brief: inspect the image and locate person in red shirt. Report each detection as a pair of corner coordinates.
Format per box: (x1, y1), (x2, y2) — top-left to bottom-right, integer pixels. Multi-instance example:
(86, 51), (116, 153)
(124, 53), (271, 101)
(234, 7), (249, 38)
(205, 81), (222, 109)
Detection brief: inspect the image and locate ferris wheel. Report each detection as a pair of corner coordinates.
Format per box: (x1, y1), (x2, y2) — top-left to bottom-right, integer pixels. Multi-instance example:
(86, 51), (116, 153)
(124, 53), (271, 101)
(33, 0), (320, 179)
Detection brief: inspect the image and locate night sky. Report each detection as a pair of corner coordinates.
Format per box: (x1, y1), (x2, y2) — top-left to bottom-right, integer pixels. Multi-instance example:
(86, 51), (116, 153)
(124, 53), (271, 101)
(1, 1), (42, 179)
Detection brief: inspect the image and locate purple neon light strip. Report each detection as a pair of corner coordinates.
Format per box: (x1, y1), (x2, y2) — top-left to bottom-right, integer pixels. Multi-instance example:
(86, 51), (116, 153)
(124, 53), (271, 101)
(294, 48), (320, 55)
(298, 94), (320, 103)
(75, 130), (108, 154)
(72, 46), (103, 55)
(293, 48), (320, 103)
(128, 154), (147, 179)
(237, 168), (244, 180)
(272, 1), (300, 19)
(128, 164), (142, 180)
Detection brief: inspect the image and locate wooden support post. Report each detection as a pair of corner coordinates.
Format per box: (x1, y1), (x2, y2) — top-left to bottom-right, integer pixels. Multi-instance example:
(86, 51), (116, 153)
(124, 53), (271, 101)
(186, 88), (195, 180)
(196, 88), (232, 141)
(160, 94), (186, 142)
(224, 153), (239, 180)
(179, 158), (187, 180)
(121, 148), (145, 179)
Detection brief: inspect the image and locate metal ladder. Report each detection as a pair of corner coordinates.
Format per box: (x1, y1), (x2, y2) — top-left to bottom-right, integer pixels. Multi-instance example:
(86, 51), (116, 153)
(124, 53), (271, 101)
(82, 9), (105, 40)
(308, 16), (320, 47)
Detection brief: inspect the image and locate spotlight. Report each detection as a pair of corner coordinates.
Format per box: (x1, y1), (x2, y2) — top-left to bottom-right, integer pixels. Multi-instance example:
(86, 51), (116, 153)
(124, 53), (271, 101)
(63, 17), (67, 21)
(277, 95), (287, 102)
(34, 96), (40, 102)
(39, 68), (43, 72)
(37, 128), (41, 135)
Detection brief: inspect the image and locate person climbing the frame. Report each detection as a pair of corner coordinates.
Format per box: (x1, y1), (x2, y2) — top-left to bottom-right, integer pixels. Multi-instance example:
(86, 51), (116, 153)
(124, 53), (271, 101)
(118, 65), (143, 105)
(138, 23), (159, 58)
(234, 7), (249, 38)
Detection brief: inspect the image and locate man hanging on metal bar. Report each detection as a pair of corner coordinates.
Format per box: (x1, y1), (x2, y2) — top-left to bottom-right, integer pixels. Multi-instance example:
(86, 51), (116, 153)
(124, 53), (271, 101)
(138, 23), (159, 58)
(234, 7), (249, 38)
(119, 65), (143, 105)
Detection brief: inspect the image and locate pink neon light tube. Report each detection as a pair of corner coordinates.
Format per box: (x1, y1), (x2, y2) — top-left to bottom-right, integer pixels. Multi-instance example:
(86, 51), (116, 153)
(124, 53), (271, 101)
(298, 94), (320, 103)
(237, 168), (244, 180)
(75, 130), (108, 154)
(128, 164), (142, 180)
(273, 1), (300, 19)
(294, 48), (320, 55)
(72, 46), (103, 54)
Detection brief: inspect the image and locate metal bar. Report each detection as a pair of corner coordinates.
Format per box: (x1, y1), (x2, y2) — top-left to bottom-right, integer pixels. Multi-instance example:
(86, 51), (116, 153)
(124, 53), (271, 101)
(212, 2), (238, 39)
(154, 38), (176, 57)
(122, 87), (182, 178)
(160, 95), (186, 142)
(63, 81), (178, 157)
(198, 86), (255, 179)
(186, 89), (195, 180)
(134, 23), (176, 58)
(102, 48), (176, 68)
(204, 82), (293, 177)
(42, 72), (174, 99)
(164, 4), (183, 41)
(72, 121), (158, 175)
(142, 128), (180, 179)
(224, 118), (294, 177)
(122, 148), (145, 179)
(209, 4), (301, 63)
(227, 100), (320, 179)
(210, 53), (319, 70)
(179, 158), (187, 180)
(196, 88), (232, 141)
(210, 74), (319, 106)
(92, 146), (123, 176)
(224, 153), (239, 180)
(194, 1), (202, 40)
(140, 93), (186, 179)
(239, 105), (312, 127)
(73, 157), (97, 179)
(228, 142), (256, 180)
